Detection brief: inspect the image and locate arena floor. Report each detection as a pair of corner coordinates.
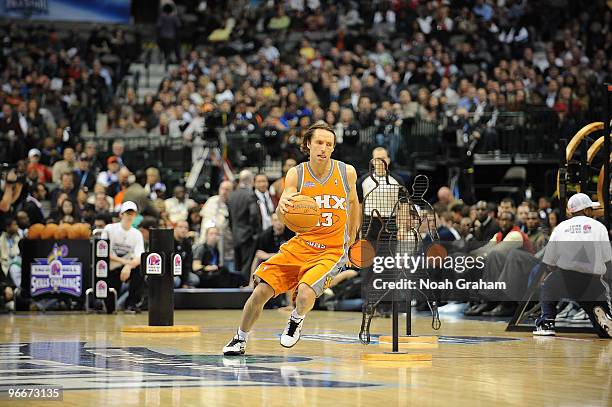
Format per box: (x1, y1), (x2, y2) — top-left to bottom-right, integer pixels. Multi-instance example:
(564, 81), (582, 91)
(1, 310), (610, 406)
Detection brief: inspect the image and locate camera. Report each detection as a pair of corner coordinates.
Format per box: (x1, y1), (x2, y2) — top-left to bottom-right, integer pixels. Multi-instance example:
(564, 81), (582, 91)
(197, 111), (222, 144)
(0, 163), (27, 184)
(342, 126), (360, 145)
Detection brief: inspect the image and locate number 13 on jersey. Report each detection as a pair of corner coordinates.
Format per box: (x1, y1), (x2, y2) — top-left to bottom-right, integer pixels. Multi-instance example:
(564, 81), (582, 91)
(317, 212), (333, 227)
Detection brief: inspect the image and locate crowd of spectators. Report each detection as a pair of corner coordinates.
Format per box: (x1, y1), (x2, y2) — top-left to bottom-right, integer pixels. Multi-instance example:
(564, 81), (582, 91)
(1, 0), (611, 313)
(0, 143), (562, 316)
(3, 1), (610, 169)
(0, 21), (139, 163)
(149, 0), (610, 163)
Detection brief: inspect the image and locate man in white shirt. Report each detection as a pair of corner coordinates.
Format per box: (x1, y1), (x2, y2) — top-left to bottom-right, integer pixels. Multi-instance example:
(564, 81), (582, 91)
(97, 156), (121, 187)
(52, 147), (77, 184)
(357, 147), (404, 218)
(199, 180), (234, 271)
(165, 185), (197, 224)
(431, 77), (459, 106)
(103, 201), (145, 314)
(260, 38), (279, 62)
(534, 193), (612, 337)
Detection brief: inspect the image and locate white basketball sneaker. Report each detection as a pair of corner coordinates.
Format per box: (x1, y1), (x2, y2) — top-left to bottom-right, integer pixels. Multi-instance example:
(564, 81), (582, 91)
(280, 314), (304, 348)
(593, 307), (612, 337)
(223, 332), (247, 356)
(533, 319), (555, 336)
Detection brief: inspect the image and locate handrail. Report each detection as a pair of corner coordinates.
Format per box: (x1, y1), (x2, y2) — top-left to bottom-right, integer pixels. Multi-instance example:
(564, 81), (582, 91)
(78, 109), (561, 174)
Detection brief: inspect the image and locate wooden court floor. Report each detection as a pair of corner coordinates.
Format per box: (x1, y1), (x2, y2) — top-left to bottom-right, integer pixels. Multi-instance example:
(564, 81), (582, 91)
(1, 309), (611, 406)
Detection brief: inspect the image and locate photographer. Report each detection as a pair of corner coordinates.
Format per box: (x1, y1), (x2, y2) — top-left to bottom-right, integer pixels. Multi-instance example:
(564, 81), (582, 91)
(26, 149), (52, 184)
(0, 262), (15, 313)
(0, 216), (22, 290)
(183, 108), (222, 166)
(183, 108), (225, 195)
(0, 168), (27, 231)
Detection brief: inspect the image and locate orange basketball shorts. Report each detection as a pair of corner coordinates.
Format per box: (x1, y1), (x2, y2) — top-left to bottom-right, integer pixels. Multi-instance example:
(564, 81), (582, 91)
(254, 236), (348, 297)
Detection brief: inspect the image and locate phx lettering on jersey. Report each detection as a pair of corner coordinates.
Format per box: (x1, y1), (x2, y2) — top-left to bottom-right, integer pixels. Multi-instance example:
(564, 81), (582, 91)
(314, 195), (346, 210)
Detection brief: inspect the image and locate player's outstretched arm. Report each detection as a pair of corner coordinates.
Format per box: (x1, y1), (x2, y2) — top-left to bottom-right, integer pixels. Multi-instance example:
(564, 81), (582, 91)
(346, 165), (360, 247)
(276, 166), (299, 223)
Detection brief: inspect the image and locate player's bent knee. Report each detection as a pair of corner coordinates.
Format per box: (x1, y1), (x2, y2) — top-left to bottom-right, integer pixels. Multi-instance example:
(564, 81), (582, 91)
(296, 283), (316, 304)
(251, 281), (275, 304)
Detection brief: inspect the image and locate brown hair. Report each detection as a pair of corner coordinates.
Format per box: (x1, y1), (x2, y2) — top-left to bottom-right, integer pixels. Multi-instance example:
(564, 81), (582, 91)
(300, 120), (336, 154)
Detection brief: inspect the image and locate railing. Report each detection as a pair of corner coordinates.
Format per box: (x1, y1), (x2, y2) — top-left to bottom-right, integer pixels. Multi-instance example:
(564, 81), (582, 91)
(78, 109), (562, 175)
(462, 109), (560, 155)
(81, 131), (189, 173)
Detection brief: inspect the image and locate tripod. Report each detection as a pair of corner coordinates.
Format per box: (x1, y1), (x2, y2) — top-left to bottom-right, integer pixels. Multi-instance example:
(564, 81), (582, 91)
(186, 139), (234, 197)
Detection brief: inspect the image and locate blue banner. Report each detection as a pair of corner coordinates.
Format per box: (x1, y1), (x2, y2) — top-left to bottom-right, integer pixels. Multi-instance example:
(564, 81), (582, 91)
(21, 239), (92, 300)
(1, 0), (132, 23)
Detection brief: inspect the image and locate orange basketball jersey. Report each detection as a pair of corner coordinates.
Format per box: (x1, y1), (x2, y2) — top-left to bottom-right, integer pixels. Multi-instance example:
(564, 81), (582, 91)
(294, 159), (350, 249)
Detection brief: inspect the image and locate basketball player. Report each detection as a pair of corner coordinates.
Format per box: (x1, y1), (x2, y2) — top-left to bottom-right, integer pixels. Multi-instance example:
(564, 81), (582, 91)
(223, 121), (359, 355)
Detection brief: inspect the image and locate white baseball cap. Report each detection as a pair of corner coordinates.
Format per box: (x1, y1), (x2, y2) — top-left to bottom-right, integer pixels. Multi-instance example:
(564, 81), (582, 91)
(119, 201), (138, 214)
(567, 193), (600, 214)
(28, 148), (41, 158)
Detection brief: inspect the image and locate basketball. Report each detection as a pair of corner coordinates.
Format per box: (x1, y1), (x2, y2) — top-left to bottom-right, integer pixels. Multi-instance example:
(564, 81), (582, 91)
(41, 223), (58, 239)
(283, 195), (320, 233)
(78, 223), (91, 239)
(425, 243), (448, 259)
(67, 224), (81, 239)
(54, 223), (70, 239)
(348, 239), (376, 268)
(28, 223), (45, 239)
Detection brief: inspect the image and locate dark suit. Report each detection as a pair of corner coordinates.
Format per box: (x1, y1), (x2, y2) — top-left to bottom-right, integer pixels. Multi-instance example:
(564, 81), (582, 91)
(438, 226), (459, 241)
(194, 243), (244, 288)
(73, 169), (96, 190)
(256, 226), (295, 254)
(49, 187), (77, 209)
(227, 186), (262, 280)
(0, 262), (15, 309)
(339, 90), (361, 110)
(474, 216), (500, 242)
(175, 237), (193, 287)
(22, 198), (44, 225)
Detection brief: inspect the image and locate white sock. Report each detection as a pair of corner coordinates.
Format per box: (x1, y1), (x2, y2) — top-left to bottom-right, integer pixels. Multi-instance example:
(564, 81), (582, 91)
(291, 309), (305, 320)
(237, 328), (249, 341)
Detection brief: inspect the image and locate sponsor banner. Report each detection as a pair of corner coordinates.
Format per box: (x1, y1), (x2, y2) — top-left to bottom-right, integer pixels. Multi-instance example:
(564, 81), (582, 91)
(96, 240), (109, 258)
(1, 0), (131, 23)
(146, 253), (163, 275)
(95, 280), (107, 299)
(173, 254), (182, 276)
(21, 240), (91, 300)
(30, 244), (82, 297)
(95, 260), (108, 278)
